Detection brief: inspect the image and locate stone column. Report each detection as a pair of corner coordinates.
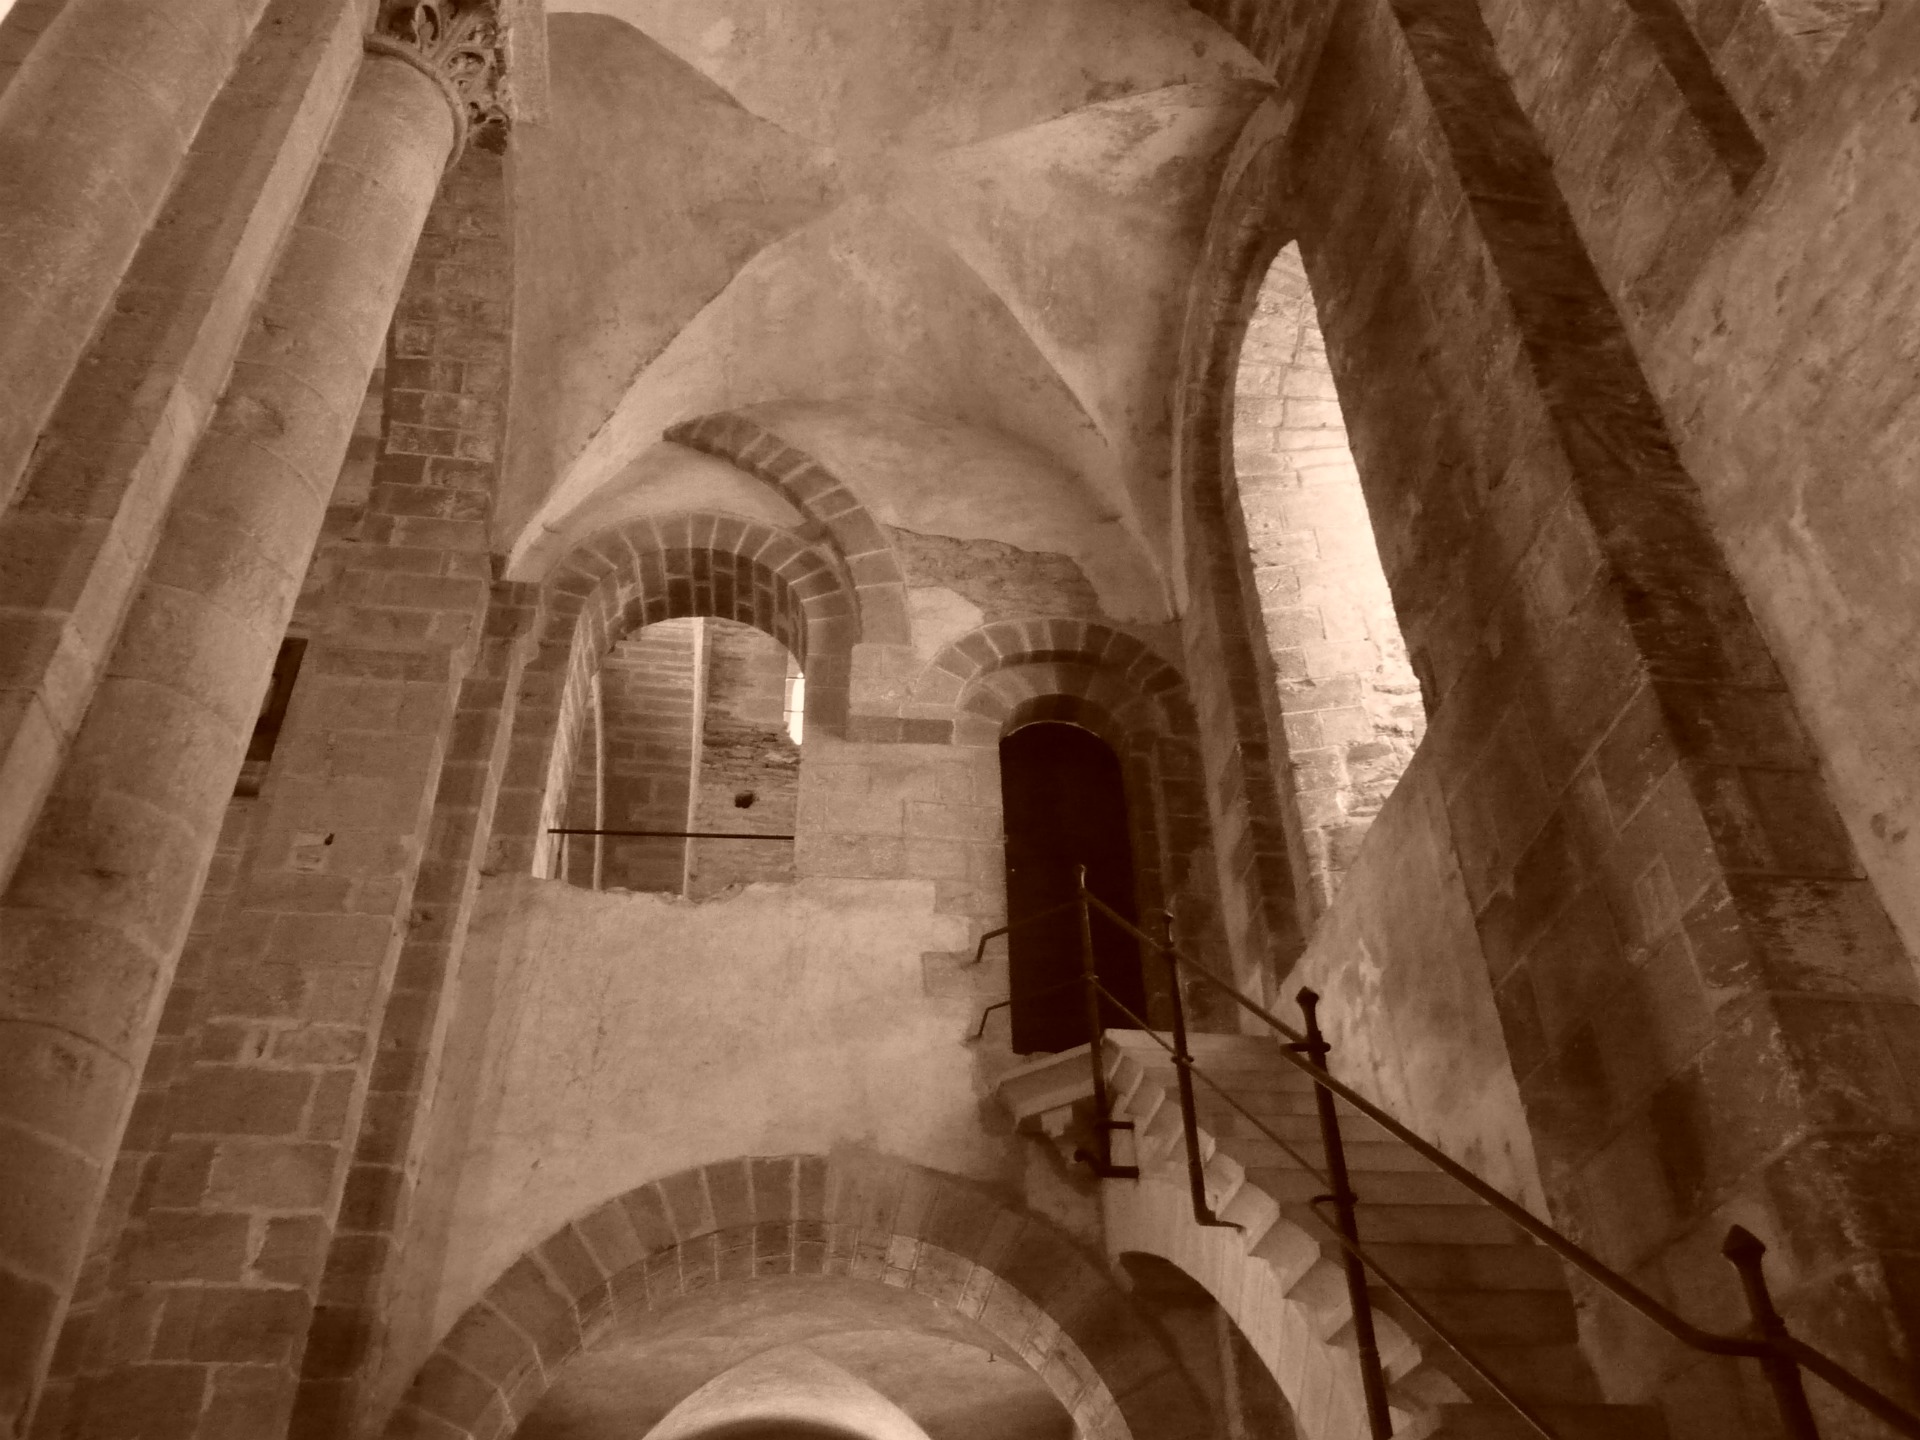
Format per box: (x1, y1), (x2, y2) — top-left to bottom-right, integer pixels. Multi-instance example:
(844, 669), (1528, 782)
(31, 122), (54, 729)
(0, 12), (494, 1429)
(0, 0), (275, 509)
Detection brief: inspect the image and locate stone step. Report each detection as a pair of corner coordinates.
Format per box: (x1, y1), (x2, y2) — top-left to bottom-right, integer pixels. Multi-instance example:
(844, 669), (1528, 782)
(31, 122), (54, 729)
(1229, 1136), (1437, 1173)
(1281, 1199), (1531, 1248)
(1359, 1239), (1569, 1292)
(1425, 1402), (1667, 1439)
(1195, 1088), (1381, 1122)
(1093, 1029), (1637, 1438)
(1244, 1163), (1472, 1207)
(1375, 1285), (1579, 1345)
(1104, 1029), (1300, 1073)
(1397, 1337), (1606, 1408)
(1182, 1109), (1397, 1149)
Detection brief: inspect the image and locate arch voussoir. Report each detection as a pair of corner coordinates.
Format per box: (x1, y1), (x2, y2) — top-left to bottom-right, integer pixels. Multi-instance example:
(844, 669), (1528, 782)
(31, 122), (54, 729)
(489, 510), (859, 875)
(388, 1154), (1213, 1440)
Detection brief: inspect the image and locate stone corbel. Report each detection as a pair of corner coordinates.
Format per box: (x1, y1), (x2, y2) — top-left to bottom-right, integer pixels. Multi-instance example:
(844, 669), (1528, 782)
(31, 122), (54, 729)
(367, 0), (509, 163)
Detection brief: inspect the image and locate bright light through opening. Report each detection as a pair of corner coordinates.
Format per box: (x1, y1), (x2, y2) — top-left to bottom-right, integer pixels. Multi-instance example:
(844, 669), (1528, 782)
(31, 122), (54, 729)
(783, 669), (805, 745)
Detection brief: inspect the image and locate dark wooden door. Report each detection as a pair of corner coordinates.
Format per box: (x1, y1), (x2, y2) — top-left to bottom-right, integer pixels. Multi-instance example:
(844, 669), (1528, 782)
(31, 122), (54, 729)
(999, 722), (1146, 1054)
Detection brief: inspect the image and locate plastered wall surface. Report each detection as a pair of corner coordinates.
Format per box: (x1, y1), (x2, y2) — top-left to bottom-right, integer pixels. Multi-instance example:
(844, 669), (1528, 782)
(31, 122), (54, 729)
(427, 872), (998, 1341)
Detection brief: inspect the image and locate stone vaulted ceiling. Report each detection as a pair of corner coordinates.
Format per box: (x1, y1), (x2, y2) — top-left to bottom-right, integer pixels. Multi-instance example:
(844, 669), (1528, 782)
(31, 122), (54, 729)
(502, 0), (1274, 619)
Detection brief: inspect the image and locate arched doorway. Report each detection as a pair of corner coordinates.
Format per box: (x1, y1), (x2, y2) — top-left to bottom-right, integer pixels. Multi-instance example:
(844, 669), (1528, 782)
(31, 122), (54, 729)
(998, 721), (1147, 1054)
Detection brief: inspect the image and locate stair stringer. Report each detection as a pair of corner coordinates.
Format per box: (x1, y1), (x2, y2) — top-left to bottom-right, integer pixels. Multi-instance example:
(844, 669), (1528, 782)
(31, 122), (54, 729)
(1104, 1174), (1396, 1440)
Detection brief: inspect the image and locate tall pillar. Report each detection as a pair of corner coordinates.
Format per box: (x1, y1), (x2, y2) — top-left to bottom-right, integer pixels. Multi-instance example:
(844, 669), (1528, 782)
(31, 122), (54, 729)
(63, 120), (515, 1440)
(0, 8), (499, 1428)
(0, 0), (367, 896)
(0, 0), (275, 509)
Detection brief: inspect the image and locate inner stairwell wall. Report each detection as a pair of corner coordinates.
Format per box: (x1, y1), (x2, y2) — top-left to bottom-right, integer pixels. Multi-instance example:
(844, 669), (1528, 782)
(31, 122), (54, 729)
(1190, 0), (1920, 1431)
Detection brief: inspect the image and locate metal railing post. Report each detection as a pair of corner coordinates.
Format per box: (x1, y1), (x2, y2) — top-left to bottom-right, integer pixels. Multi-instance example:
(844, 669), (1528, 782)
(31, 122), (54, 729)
(1073, 866), (1136, 1179)
(1160, 910), (1236, 1229)
(1723, 1227), (1822, 1440)
(1294, 987), (1394, 1440)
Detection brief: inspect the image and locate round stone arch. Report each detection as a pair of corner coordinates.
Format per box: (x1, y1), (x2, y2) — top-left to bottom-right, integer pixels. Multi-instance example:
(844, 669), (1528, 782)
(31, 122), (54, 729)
(488, 511), (860, 875)
(383, 1153), (1209, 1440)
(665, 410), (911, 646)
(895, 619), (1224, 1028)
(969, 666), (1203, 1032)
(904, 618), (1195, 743)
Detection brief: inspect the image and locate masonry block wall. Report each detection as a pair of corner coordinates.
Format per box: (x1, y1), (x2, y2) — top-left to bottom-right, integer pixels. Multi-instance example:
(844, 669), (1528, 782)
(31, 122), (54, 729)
(1178, 0), (1920, 1429)
(14, 125), (518, 1440)
(596, 621), (702, 893)
(556, 674), (601, 890)
(36, 795), (262, 1436)
(1231, 242), (1426, 917)
(686, 620), (798, 898)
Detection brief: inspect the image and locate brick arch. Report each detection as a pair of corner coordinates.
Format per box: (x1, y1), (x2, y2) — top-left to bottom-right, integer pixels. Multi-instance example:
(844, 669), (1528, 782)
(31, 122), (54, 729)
(385, 1154), (1209, 1440)
(487, 512), (857, 875)
(666, 410), (910, 644)
(900, 624), (1217, 1028)
(905, 618), (1194, 747)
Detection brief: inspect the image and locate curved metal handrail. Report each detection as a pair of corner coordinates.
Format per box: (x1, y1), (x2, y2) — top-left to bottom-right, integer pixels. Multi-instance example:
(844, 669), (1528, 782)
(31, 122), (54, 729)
(1086, 978), (1558, 1438)
(1073, 888), (1920, 1439)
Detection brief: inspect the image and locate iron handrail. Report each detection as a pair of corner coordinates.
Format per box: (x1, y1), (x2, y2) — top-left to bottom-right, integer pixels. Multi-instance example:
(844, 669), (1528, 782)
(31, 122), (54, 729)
(961, 898), (1078, 969)
(1086, 977), (1543, 1434)
(1070, 888), (1920, 1439)
(1303, 1195), (1558, 1439)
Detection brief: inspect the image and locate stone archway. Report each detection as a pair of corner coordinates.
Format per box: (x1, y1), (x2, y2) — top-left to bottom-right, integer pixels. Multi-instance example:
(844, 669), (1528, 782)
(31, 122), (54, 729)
(488, 512), (861, 875)
(665, 412), (911, 647)
(892, 619), (1231, 1016)
(385, 1154), (1210, 1440)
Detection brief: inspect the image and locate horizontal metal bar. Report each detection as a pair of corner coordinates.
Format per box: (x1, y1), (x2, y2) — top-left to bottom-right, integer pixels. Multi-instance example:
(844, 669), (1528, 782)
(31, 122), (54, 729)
(963, 899), (1080, 967)
(547, 828), (794, 840)
(968, 972), (1090, 1040)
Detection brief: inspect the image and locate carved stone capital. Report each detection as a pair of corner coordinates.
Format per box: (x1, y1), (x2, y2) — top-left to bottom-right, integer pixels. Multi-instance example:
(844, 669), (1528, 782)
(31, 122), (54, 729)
(372, 1), (507, 132)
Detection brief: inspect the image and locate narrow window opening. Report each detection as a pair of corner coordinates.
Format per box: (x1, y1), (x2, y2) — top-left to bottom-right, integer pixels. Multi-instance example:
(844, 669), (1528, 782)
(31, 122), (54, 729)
(236, 637), (308, 796)
(1233, 243), (1426, 915)
(782, 657), (805, 745)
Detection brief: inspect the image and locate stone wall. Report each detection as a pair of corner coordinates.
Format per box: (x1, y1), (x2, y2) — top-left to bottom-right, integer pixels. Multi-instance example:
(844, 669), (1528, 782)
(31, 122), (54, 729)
(598, 620), (702, 893)
(686, 620), (799, 898)
(1187, 0), (1920, 1428)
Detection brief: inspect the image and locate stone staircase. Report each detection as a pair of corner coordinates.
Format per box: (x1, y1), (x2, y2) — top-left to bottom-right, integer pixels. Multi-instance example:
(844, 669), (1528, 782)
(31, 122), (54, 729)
(995, 1030), (1667, 1440)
